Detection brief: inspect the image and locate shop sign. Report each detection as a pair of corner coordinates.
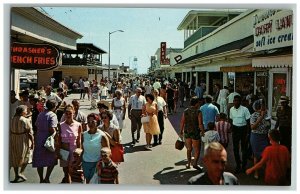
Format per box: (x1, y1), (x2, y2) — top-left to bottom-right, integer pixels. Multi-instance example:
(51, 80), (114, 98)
(256, 71), (268, 76)
(160, 42), (170, 65)
(11, 42), (60, 70)
(253, 10), (293, 52)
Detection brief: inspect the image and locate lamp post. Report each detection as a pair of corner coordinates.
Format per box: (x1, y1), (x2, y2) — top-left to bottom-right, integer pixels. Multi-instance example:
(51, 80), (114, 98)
(108, 30), (124, 80)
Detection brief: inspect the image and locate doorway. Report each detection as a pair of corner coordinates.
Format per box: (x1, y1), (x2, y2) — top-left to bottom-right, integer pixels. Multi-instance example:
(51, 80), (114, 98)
(53, 71), (62, 88)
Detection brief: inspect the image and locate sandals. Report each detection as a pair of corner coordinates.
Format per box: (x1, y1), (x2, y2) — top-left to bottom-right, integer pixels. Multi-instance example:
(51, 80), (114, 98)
(18, 174), (27, 181)
(12, 174), (27, 183)
(185, 164), (191, 169)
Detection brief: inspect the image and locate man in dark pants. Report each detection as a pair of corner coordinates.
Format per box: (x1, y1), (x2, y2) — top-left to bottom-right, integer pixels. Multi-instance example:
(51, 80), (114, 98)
(128, 88), (146, 145)
(275, 96), (292, 153)
(152, 89), (167, 146)
(229, 95), (251, 173)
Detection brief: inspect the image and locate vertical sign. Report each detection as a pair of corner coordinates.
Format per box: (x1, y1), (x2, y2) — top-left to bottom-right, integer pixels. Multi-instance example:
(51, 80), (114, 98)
(160, 42), (166, 64)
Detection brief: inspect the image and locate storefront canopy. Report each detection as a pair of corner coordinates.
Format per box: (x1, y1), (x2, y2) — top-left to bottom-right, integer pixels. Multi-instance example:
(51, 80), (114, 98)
(220, 64), (255, 72)
(252, 55), (293, 68)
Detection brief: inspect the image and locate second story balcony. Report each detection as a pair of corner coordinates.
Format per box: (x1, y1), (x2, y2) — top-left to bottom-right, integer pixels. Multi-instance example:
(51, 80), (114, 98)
(62, 43), (107, 66)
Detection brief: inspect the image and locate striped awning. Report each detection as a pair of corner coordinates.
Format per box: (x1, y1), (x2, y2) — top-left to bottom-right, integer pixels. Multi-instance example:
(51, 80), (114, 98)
(252, 55), (293, 68)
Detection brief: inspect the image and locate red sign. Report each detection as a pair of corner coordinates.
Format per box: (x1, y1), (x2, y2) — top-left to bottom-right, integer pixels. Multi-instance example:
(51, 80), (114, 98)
(160, 42), (166, 64)
(11, 42), (60, 70)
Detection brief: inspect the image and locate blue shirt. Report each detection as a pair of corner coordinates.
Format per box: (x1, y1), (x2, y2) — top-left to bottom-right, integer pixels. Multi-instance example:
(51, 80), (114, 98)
(200, 103), (220, 130)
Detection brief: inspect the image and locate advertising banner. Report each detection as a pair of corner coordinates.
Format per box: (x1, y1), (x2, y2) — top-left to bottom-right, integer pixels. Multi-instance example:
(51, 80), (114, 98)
(253, 10), (293, 52)
(11, 42), (61, 70)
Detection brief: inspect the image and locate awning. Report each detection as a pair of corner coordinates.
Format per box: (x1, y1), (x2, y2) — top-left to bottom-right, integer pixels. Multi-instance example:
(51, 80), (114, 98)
(220, 64), (255, 72)
(252, 55), (292, 68)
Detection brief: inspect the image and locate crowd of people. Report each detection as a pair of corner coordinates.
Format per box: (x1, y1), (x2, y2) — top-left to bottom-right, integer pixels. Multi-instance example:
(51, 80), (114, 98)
(9, 75), (292, 185)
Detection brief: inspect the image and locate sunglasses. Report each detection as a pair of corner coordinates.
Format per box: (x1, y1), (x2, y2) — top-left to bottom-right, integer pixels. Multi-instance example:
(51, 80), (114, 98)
(101, 116), (108, 119)
(65, 112), (73, 115)
(87, 120), (97, 124)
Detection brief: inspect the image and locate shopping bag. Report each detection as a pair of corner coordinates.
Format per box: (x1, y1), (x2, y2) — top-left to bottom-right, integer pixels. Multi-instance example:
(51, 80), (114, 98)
(90, 169), (99, 184)
(111, 144), (124, 162)
(175, 136), (185, 150)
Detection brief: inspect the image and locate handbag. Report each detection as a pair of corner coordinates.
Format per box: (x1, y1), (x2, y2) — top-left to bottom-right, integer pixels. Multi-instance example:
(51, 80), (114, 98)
(141, 115), (150, 123)
(111, 144), (124, 163)
(175, 136), (185, 150)
(44, 131), (56, 152)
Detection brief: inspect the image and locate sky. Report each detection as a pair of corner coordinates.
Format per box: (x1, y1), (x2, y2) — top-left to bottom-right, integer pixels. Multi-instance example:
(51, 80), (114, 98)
(41, 7), (191, 74)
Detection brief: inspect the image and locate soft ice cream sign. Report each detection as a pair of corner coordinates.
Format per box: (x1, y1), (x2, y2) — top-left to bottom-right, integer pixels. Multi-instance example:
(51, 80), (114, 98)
(253, 10), (293, 51)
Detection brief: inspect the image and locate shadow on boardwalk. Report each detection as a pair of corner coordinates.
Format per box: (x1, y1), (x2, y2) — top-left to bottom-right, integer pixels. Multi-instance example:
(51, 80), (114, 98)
(153, 163), (200, 185)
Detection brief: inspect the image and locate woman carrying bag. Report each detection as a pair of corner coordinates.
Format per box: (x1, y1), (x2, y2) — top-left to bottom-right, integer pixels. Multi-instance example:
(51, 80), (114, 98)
(98, 110), (124, 163)
(142, 94), (160, 150)
(180, 97), (204, 171)
(32, 100), (58, 183)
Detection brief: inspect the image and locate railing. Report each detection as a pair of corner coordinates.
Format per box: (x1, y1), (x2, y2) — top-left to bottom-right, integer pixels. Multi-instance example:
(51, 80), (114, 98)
(62, 58), (102, 66)
(184, 26), (219, 48)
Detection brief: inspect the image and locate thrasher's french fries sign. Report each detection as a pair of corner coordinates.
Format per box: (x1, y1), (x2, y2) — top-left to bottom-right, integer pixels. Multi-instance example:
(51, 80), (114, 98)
(11, 42), (61, 70)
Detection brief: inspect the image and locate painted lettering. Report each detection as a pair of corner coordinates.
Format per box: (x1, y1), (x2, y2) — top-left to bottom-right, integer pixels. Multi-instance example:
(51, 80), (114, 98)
(276, 14), (293, 30)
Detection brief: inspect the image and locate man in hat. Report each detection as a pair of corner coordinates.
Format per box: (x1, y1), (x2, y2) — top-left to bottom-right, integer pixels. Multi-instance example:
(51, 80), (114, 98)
(275, 96), (292, 152)
(128, 87), (146, 145)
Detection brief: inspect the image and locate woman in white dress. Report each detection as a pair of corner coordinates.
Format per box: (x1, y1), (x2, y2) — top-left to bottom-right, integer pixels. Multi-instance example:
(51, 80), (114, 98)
(111, 90), (126, 132)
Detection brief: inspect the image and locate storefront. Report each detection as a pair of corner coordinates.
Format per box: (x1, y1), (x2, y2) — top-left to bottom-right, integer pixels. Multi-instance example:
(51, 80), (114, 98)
(252, 9), (293, 119)
(253, 55), (292, 118)
(220, 64), (255, 97)
(10, 7), (82, 93)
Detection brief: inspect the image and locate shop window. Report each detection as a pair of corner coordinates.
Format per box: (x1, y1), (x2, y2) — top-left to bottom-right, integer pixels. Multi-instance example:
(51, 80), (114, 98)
(256, 71), (269, 107)
(272, 73), (287, 112)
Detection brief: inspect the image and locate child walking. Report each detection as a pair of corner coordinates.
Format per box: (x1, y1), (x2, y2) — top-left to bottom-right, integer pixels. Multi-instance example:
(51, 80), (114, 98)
(215, 113), (231, 148)
(201, 122), (220, 148)
(246, 129), (291, 185)
(69, 148), (84, 183)
(96, 147), (119, 184)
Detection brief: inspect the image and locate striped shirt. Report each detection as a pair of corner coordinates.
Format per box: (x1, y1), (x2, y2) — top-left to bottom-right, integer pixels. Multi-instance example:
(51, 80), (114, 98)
(215, 121), (231, 144)
(97, 160), (118, 184)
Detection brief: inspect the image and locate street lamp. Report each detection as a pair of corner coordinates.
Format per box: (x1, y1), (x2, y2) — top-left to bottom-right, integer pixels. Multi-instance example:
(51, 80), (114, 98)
(108, 30), (124, 80)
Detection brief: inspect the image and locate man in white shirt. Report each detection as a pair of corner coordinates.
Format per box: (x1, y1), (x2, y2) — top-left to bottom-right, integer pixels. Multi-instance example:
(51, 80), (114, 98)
(217, 86), (229, 115)
(144, 80), (153, 95)
(153, 79), (161, 91)
(45, 85), (62, 110)
(229, 95), (251, 173)
(83, 78), (90, 100)
(128, 88), (146, 145)
(152, 89), (167, 146)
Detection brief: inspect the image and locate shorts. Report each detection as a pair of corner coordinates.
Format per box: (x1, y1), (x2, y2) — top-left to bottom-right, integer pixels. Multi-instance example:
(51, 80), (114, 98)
(82, 161), (97, 181)
(184, 129), (201, 140)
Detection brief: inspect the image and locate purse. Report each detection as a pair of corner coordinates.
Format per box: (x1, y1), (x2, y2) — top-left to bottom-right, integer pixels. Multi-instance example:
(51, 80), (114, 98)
(111, 144), (124, 163)
(44, 131), (56, 152)
(141, 115), (150, 123)
(175, 136), (185, 150)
